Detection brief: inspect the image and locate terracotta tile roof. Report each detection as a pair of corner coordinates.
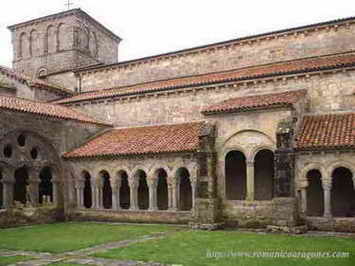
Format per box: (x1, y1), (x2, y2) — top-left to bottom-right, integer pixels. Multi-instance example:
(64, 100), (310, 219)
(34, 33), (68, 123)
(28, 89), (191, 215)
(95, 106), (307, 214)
(202, 90), (306, 115)
(295, 113), (355, 150)
(0, 65), (74, 96)
(0, 95), (111, 127)
(55, 53), (355, 105)
(64, 122), (205, 159)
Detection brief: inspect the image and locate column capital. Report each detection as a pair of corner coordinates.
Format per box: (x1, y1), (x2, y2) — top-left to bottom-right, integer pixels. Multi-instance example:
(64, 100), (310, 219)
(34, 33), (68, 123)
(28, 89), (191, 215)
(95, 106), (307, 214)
(321, 179), (332, 190)
(246, 160), (254, 167)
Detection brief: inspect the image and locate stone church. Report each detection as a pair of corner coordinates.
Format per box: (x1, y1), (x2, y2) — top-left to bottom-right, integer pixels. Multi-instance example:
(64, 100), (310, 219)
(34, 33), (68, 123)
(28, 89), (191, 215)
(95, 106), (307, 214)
(1, 8), (355, 232)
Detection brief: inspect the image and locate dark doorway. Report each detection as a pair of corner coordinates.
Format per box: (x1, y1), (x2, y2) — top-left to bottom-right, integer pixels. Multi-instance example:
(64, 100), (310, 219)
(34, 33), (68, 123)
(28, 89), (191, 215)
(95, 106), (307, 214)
(137, 170), (149, 210)
(157, 169), (168, 210)
(177, 168), (192, 211)
(331, 167), (355, 217)
(254, 149), (274, 200)
(119, 171), (130, 209)
(39, 167), (53, 204)
(306, 169), (324, 216)
(83, 171), (92, 208)
(101, 171), (112, 209)
(14, 166), (29, 204)
(225, 151), (246, 200)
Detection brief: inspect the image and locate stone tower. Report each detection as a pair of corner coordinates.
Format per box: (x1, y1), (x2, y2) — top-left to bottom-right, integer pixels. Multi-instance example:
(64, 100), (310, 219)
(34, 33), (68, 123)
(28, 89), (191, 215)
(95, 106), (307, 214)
(8, 9), (121, 79)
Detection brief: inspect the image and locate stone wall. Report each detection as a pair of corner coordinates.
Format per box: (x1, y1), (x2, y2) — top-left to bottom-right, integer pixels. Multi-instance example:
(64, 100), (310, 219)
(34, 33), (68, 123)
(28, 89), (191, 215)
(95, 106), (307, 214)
(78, 20), (355, 91)
(46, 71), (77, 92)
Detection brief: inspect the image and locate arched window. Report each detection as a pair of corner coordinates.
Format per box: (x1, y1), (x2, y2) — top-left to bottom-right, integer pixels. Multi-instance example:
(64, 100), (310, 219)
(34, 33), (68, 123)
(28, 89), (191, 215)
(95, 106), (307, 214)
(100, 170), (112, 209)
(176, 168), (192, 211)
(30, 29), (40, 57)
(19, 32), (29, 58)
(57, 24), (65, 51)
(156, 169), (168, 210)
(118, 170), (130, 209)
(39, 166), (53, 204)
(254, 149), (274, 200)
(45, 25), (56, 54)
(331, 167), (355, 217)
(306, 169), (324, 216)
(225, 151), (246, 200)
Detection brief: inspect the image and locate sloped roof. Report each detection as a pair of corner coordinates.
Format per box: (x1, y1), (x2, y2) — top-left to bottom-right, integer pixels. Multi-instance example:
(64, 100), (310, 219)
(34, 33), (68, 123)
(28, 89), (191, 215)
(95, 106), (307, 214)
(202, 90), (306, 115)
(64, 122), (205, 159)
(295, 113), (355, 150)
(0, 65), (74, 96)
(54, 53), (355, 105)
(0, 95), (111, 127)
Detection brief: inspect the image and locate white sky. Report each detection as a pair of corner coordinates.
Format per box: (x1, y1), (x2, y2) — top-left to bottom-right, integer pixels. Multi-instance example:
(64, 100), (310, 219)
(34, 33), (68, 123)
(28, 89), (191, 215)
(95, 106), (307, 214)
(1, 0), (355, 67)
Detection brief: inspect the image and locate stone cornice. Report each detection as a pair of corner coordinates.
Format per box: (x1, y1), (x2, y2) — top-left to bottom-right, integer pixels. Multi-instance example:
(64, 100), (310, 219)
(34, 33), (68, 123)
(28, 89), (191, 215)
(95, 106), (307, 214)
(76, 16), (355, 76)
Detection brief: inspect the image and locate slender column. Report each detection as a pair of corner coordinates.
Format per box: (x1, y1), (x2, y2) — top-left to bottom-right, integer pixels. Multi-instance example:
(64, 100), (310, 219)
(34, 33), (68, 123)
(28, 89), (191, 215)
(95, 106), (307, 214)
(75, 180), (84, 208)
(172, 180), (180, 210)
(2, 179), (14, 208)
(168, 182), (173, 210)
(29, 179), (40, 206)
(298, 178), (308, 215)
(322, 179), (332, 218)
(148, 179), (158, 211)
(52, 180), (59, 206)
(91, 184), (97, 208)
(97, 185), (103, 209)
(191, 181), (197, 210)
(129, 180), (138, 210)
(246, 160), (255, 201)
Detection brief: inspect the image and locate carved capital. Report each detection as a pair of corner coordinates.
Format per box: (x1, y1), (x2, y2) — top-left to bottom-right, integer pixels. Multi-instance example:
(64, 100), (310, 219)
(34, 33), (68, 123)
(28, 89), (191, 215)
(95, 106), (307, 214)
(321, 179), (332, 190)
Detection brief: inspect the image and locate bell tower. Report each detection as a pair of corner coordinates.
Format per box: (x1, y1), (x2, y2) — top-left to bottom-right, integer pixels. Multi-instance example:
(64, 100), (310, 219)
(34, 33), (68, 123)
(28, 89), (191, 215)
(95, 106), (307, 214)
(8, 9), (121, 79)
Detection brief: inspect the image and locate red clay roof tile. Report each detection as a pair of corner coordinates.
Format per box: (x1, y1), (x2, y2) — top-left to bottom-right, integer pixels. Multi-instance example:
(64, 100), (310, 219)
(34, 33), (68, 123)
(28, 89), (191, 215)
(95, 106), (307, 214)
(64, 122), (205, 159)
(202, 90), (306, 115)
(54, 53), (355, 104)
(0, 95), (111, 126)
(296, 113), (355, 150)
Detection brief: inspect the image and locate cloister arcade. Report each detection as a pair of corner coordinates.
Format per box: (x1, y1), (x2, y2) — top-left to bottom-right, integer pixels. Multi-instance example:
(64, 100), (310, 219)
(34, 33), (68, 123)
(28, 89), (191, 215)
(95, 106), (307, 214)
(0, 131), (62, 209)
(74, 165), (196, 212)
(299, 162), (355, 218)
(225, 148), (275, 201)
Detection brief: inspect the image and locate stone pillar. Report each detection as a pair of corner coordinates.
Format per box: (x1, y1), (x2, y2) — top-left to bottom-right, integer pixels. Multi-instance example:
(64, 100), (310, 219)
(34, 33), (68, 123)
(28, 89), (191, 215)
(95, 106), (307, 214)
(322, 179), (332, 218)
(52, 180), (60, 206)
(29, 179), (40, 206)
(97, 185), (103, 209)
(298, 178), (308, 215)
(2, 179), (14, 208)
(129, 180), (138, 211)
(168, 182), (173, 210)
(112, 180), (121, 211)
(172, 180), (180, 211)
(75, 180), (84, 208)
(148, 179), (158, 211)
(91, 184), (97, 209)
(246, 160), (254, 201)
(191, 181), (197, 210)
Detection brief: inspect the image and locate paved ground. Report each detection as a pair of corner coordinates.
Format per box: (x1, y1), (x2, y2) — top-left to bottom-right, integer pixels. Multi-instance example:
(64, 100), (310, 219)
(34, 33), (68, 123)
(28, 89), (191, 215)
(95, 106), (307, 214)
(0, 232), (170, 266)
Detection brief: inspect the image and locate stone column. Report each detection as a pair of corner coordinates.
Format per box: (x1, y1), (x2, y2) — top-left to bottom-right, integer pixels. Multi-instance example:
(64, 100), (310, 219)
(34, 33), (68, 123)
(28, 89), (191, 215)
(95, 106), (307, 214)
(97, 184), (103, 209)
(148, 179), (158, 211)
(2, 179), (14, 208)
(298, 178), (308, 215)
(75, 180), (84, 208)
(191, 181), (197, 210)
(112, 180), (121, 211)
(129, 180), (138, 211)
(246, 160), (255, 201)
(52, 179), (60, 206)
(91, 184), (97, 209)
(322, 179), (332, 218)
(172, 180), (180, 211)
(28, 178), (40, 206)
(168, 182), (173, 210)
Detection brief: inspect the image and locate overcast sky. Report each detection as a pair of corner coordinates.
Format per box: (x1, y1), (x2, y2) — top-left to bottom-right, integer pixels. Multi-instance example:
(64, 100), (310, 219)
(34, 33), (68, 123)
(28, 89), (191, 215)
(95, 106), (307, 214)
(1, 0), (355, 67)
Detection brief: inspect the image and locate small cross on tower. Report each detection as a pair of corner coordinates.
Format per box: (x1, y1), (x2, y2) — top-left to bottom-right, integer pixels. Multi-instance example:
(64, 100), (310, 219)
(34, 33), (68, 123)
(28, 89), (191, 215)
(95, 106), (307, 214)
(65, 0), (74, 10)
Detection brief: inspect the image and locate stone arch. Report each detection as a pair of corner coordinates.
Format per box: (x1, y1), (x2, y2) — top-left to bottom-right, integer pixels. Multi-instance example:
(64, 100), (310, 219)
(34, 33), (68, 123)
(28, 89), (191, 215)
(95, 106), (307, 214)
(99, 170), (112, 209)
(19, 32), (29, 58)
(254, 149), (274, 200)
(30, 29), (40, 57)
(154, 168), (168, 210)
(45, 25), (56, 54)
(331, 167), (355, 217)
(116, 169), (130, 209)
(134, 169), (149, 210)
(81, 170), (92, 208)
(176, 167), (192, 211)
(225, 150), (247, 200)
(300, 163), (325, 184)
(306, 169), (324, 216)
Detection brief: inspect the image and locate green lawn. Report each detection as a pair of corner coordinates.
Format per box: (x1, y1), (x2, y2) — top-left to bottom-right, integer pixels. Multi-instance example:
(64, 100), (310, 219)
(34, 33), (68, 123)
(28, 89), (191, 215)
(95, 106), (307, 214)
(0, 222), (177, 253)
(94, 230), (355, 266)
(48, 263), (95, 266)
(0, 255), (33, 266)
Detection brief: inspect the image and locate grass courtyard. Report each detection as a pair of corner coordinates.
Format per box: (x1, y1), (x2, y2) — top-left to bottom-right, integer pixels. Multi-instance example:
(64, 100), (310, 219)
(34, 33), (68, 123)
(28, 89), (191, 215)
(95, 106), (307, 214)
(0, 222), (354, 266)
